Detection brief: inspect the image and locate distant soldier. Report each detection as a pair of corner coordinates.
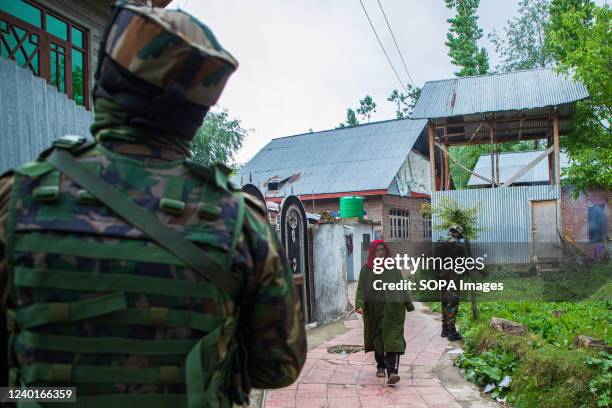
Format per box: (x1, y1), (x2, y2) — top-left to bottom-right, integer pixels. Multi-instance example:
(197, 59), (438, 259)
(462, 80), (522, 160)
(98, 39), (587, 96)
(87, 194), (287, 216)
(437, 225), (465, 341)
(0, 1), (306, 406)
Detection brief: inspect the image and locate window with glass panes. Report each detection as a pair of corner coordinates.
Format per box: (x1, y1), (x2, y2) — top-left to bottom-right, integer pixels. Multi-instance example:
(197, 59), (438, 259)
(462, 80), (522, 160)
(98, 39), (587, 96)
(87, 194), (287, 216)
(0, 0), (89, 108)
(389, 208), (410, 240)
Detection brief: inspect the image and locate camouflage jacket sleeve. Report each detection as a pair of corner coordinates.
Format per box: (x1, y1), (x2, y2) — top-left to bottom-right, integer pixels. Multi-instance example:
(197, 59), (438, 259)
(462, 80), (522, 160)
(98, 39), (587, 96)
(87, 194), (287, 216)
(232, 195), (306, 389)
(0, 173), (12, 387)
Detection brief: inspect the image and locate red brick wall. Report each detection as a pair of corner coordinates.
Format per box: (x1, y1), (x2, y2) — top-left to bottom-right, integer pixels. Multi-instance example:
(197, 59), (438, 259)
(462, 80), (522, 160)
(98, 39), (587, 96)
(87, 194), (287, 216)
(304, 194), (431, 242)
(561, 187), (611, 242)
(382, 195), (430, 242)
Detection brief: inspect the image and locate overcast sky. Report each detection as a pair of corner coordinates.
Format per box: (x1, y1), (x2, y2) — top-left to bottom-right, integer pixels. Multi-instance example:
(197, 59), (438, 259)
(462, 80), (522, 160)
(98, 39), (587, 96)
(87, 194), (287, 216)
(173, 0), (522, 163)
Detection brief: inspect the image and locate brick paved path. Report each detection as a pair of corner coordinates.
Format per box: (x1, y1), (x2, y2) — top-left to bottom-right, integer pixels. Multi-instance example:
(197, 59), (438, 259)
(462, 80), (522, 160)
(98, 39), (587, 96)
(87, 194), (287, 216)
(264, 283), (496, 408)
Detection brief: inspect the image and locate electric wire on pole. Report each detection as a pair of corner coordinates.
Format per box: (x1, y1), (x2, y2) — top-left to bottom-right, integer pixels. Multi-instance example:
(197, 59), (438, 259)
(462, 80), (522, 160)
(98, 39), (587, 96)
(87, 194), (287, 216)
(359, 0), (409, 94)
(376, 0), (416, 89)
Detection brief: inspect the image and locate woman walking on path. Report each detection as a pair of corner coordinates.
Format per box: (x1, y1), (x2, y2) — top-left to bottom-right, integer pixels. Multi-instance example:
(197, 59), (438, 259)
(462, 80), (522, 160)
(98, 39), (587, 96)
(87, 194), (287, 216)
(355, 240), (414, 385)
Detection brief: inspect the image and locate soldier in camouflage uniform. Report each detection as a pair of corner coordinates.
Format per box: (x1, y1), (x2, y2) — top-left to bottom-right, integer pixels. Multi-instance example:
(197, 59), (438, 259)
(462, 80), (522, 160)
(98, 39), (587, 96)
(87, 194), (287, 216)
(437, 225), (464, 341)
(0, 1), (306, 406)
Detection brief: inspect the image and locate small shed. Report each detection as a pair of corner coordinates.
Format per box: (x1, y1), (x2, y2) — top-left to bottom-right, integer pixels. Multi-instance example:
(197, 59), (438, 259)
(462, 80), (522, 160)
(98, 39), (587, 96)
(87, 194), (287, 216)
(412, 68), (590, 263)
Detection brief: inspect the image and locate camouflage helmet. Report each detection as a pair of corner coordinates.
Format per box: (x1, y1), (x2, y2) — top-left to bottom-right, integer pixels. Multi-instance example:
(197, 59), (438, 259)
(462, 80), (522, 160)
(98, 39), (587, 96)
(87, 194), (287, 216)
(448, 224), (464, 236)
(94, 0), (238, 139)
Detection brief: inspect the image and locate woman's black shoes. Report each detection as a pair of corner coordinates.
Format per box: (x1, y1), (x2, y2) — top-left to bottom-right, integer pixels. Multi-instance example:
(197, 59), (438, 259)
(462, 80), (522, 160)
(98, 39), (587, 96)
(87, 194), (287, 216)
(387, 374), (400, 385)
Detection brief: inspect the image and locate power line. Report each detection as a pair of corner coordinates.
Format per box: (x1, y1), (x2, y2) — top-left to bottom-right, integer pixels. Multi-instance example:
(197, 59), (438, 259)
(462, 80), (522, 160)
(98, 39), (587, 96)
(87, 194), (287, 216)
(376, 0), (416, 88)
(358, 0), (409, 94)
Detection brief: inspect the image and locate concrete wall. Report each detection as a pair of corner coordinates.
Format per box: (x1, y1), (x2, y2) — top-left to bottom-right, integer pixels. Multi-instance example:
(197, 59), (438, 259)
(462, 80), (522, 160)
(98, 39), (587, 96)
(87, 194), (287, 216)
(562, 187), (611, 242)
(342, 221), (374, 281)
(313, 223), (348, 323)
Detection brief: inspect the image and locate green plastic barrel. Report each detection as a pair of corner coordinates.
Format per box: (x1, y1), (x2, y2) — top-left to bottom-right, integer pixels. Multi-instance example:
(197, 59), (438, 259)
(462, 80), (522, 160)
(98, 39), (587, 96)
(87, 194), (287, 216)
(339, 196), (366, 219)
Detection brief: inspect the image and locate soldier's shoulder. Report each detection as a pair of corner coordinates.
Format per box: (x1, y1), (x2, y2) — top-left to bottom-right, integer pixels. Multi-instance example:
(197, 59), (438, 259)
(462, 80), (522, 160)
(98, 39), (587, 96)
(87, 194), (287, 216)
(243, 192), (267, 216)
(14, 135), (96, 179)
(0, 170), (14, 192)
(185, 159), (241, 191)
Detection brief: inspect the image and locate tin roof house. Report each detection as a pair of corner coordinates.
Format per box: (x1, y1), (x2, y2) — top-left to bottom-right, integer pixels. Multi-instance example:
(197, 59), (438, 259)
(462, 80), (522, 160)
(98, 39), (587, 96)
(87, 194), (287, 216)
(411, 67), (606, 262)
(235, 118), (434, 243)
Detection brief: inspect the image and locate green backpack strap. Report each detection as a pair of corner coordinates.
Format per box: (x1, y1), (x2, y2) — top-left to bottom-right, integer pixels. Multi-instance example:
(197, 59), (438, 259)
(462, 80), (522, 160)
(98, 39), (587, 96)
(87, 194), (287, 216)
(45, 148), (240, 298)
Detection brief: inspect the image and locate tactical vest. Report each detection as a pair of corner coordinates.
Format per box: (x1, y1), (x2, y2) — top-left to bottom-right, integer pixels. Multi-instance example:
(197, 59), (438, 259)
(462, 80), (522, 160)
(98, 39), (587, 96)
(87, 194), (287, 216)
(5, 138), (249, 407)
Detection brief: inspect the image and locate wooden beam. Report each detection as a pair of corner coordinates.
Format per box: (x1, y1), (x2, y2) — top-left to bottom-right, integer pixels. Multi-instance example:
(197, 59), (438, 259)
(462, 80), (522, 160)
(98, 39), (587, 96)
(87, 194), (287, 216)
(445, 133), (547, 146)
(435, 142), (499, 186)
(432, 115), (553, 129)
(495, 145), (500, 185)
(443, 143), (450, 190)
(553, 111), (561, 185)
(468, 122), (486, 142)
(428, 124), (436, 191)
(501, 145), (555, 187)
(547, 131), (553, 183)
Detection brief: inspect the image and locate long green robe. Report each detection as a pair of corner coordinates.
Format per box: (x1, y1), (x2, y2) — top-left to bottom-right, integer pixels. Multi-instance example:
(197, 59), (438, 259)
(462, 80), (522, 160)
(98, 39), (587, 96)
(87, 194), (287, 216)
(355, 265), (414, 353)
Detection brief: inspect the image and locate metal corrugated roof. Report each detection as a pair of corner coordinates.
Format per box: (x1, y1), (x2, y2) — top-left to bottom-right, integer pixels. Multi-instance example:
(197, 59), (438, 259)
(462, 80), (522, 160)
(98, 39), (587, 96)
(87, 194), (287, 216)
(412, 68), (588, 119)
(468, 150), (570, 186)
(234, 118), (427, 196)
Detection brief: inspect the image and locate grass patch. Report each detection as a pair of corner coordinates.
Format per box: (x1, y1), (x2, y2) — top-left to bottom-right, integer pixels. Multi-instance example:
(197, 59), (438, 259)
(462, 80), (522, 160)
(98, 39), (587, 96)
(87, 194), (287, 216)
(455, 316), (611, 407)
(421, 262), (611, 406)
(430, 297), (611, 406)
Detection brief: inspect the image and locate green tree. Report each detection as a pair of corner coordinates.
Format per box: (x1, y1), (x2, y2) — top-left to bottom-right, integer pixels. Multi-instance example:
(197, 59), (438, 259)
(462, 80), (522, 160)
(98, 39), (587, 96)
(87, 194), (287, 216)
(547, 0), (612, 193)
(191, 109), (248, 167)
(387, 84), (422, 119)
(337, 108), (360, 128)
(444, 0), (490, 77)
(356, 95), (377, 122)
(488, 0), (554, 72)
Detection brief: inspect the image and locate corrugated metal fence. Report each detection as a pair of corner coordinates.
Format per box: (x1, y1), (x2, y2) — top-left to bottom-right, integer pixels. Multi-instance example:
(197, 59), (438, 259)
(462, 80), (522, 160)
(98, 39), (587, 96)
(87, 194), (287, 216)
(0, 57), (93, 174)
(432, 185), (560, 263)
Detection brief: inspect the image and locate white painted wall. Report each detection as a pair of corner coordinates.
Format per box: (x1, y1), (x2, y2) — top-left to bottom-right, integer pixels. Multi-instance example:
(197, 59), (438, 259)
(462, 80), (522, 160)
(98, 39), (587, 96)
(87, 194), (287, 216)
(342, 222), (374, 281)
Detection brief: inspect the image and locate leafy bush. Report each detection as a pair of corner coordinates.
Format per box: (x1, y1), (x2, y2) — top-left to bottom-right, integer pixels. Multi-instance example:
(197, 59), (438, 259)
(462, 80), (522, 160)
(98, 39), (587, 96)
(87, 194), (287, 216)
(435, 299), (611, 406)
(431, 196), (481, 240)
(457, 350), (517, 399)
(586, 352), (612, 408)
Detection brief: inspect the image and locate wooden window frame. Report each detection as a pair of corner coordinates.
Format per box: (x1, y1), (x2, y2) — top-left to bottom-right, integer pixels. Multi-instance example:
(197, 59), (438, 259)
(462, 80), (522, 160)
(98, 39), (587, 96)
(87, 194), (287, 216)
(389, 208), (410, 241)
(0, 0), (90, 109)
(423, 219), (432, 239)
